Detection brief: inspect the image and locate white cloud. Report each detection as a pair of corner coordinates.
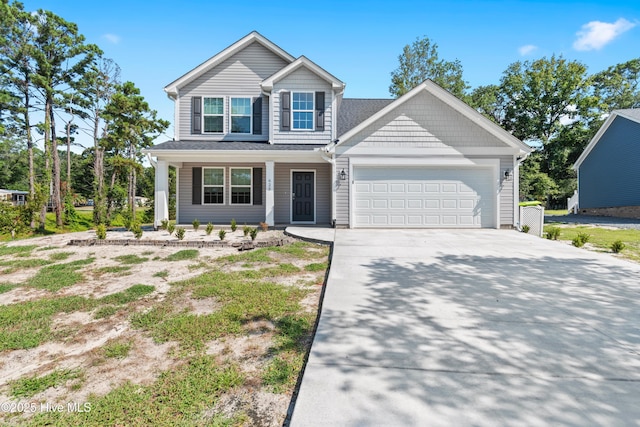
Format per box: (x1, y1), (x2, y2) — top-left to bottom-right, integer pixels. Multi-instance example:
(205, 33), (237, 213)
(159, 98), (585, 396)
(102, 33), (121, 44)
(573, 18), (636, 51)
(518, 44), (538, 56)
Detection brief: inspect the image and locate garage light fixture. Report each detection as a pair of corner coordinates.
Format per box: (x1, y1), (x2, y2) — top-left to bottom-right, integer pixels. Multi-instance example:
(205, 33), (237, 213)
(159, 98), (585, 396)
(504, 169), (512, 180)
(339, 169), (347, 180)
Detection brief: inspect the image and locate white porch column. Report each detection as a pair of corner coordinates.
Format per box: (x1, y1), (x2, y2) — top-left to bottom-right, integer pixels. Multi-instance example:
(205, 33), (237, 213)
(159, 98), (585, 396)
(155, 160), (169, 228)
(265, 161), (275, 226)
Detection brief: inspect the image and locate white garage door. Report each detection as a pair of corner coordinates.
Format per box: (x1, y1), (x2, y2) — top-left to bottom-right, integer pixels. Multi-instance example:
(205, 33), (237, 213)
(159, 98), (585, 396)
(353, 167), (495, 228)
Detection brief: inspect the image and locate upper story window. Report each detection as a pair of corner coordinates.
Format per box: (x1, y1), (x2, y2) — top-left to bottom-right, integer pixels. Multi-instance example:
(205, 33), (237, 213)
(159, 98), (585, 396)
(203, 98), (224, 133)
(292, 92), (314, 130)
(231, 98), (251, 134)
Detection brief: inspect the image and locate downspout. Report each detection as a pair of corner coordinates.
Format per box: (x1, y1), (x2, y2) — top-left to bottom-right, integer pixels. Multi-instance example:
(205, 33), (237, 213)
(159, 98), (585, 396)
(146, 153), (157, 168)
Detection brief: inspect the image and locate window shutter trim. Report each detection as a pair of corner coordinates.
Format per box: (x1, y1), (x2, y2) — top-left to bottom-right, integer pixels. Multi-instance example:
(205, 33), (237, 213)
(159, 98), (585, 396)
(252, 97), (262, 135)
(253, 168), (263, 205)
(192, 97), (202, 134)
(280, 91), (291, 131)
(315, 92), (325, 131)
(192, 167), (202, 205)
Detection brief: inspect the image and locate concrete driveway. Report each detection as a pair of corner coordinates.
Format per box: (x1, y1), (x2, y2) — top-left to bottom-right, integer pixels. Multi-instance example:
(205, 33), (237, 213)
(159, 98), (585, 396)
(289, 229), (640, 426)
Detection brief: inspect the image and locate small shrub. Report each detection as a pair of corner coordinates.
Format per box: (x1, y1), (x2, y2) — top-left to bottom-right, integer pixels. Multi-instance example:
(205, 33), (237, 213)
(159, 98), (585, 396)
(243, 224), (251, 237)
(121, 209), (133, 230)
(230, 218), (237, 232)
(546, 227), (561, 240)
(131, 222), (143, 240)
(218, 229), (226, 241)
(167, 223), (175, 236)
(521, 225), (530, 233)
(259, 221), (269, 232)
(160, 219), (168, 230)
(175, 227), (186, 241)
(96, 223), (107, 240)
(250, 227), (258, 241)
(192, 218), (200, 231)
(572, 232), (591, 248)
(611, 240), (626, 254)
(205, 222), (214, 236)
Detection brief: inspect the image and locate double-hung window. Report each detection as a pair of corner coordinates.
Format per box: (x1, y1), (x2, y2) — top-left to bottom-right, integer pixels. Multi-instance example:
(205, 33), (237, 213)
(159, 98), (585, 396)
(231, 98), (251, 134)
(203, 168), (224, 204)
(203, 98), (223, 133)
(230, 168), (252, 205)
(292, 92), (314, 130)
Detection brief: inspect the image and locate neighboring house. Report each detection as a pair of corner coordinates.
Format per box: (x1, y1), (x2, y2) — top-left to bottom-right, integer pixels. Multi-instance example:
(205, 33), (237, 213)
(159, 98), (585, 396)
(0, 189), (27, 206)
(573, 109), (640, 218)
(145, 31), (531, 229)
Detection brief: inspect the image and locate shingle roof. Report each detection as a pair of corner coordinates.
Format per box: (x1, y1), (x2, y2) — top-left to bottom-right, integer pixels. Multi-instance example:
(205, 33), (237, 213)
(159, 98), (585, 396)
(337, 98), (394, 136)
(147, 140), (325, 151)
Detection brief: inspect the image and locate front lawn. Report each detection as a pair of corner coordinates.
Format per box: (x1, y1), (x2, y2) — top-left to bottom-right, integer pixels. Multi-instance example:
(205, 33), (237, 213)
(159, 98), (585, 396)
(0, 236), (329, 426)
(543, 224), (640, 262)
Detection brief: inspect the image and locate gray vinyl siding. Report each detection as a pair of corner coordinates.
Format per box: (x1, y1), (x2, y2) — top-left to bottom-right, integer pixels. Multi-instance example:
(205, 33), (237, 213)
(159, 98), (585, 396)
(272, 68), (333, 144)
(338, 90), (504, 150)
(579, 116), (640, 208)
(178, 163), (265, 225)
(274, 163), (332, 225)
(177, 42), (288, 141)
(499, 156), (515, 226)
(335, 156), (349, 226)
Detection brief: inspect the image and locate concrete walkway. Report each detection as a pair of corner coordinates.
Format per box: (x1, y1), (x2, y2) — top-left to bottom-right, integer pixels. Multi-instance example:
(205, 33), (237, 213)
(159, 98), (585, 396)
(284, 226), (335, 244)
(290, 229), (640, 426)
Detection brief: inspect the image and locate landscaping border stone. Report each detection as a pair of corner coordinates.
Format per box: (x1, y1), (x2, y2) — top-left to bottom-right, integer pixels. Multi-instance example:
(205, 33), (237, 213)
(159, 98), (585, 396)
(68, 238), (289, 250)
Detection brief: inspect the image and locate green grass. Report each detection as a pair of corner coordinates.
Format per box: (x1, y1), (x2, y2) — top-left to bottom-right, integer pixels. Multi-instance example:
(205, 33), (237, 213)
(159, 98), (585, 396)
(152, 270), (169, 279)
(26, 258), (94, 291)
(113, 254), (148, 265)
(0, 244), (38, 257)
(0, 296), (95, 351)
(219, 249), (274, 264)
(545, 209), (569, 216)
(131, 270), (308, 350)
(92, 265), (132, 277)
(0, 258), (52, 274)
(305, 262), (328, 272)
(99, 284), (155, 305)
(270, 241), (330, 259)
(164, 249), (200, 261)
(0, 283), (16, 293)
(48, 251), (74, 261)
(29, 356), (243, 426)
(93, 305), (118, 319)
(10, 368), (82, 398)
(103, 339), (132, 359)
(543, 224), (640, 261)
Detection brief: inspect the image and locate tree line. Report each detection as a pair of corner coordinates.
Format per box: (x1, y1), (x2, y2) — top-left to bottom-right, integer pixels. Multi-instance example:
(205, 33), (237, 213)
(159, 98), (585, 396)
(0, 1), (168, 234)
(390, 36), (640, 207)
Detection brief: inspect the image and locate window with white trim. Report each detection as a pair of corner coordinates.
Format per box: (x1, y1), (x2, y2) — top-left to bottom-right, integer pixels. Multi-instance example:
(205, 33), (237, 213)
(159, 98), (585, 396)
(292, 92), (314, 130)
(203, 98), (223, 133)
(230, 167), (252, 205)
(203, 168), (224, 204)
(231, 98), (251, 133)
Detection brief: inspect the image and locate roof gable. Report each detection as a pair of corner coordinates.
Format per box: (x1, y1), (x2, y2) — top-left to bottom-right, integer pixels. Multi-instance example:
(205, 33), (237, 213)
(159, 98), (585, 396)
(331, 80), (531, 153)
(165, 31), (295, 98)
(261, 56), (345, 92)
(574, 109), (640, 170)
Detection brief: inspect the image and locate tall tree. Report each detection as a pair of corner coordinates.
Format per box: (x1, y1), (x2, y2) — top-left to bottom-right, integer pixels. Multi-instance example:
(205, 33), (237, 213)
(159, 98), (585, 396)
(389, 36), (467, 98)
(30, 9), (99, 227)
(499, 55), (596, 145)
(592, 58), (640, 112)
(468, 84), (506, 124)
(102, 81), (168, 222)
(0, 2), (41, 227)
(72, 56), (120, 225)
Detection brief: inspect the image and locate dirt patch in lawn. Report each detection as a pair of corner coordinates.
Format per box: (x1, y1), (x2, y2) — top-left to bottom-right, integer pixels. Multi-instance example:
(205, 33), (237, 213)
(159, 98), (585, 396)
(0, 230), (329, 426)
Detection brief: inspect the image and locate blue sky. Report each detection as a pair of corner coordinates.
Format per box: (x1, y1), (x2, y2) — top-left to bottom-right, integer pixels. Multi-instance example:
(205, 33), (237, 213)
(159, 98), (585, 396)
(19, 0), (640, 144)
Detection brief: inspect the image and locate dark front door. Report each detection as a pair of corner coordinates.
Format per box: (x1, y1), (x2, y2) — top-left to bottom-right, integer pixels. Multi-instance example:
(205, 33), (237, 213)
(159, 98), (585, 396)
(292, 171), (314, 222)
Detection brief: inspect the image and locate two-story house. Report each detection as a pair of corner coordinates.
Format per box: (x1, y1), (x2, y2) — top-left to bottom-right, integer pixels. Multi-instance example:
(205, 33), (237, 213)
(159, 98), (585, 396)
(145, 31), (531, 229)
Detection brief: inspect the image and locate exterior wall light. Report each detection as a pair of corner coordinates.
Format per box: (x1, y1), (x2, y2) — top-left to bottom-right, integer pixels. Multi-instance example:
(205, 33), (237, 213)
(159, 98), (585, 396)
(340, 169), (347, 180)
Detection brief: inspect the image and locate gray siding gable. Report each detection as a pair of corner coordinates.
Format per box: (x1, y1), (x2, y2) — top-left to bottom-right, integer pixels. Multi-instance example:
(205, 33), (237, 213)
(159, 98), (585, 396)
(579, 116), (640, 208)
